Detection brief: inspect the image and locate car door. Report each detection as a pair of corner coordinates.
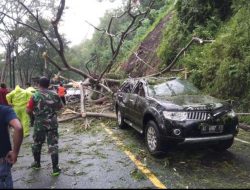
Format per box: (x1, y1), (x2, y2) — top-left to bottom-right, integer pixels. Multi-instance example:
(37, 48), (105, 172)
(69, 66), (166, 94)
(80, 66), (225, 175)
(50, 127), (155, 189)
(127, 81), (147, 131)
(117, 81), (134, 119)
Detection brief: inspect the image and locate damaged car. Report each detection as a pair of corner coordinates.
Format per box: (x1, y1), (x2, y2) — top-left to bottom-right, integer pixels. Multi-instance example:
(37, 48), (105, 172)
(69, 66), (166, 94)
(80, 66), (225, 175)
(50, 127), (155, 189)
(115, 77), (239, 156)
(65, 87), (81, 103)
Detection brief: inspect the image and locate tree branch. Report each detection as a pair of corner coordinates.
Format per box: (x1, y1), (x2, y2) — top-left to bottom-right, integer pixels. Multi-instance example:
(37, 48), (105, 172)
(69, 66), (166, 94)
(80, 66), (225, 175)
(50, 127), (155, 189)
(147, 37), (214, 77)
(58, 111), (116, 123)
(96, 0), (155, 82)
(0, 11), (41, 33)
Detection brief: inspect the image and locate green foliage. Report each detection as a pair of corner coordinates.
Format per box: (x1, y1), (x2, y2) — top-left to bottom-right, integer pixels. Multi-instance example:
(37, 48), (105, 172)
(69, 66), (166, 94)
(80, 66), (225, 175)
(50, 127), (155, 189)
(67, 0), (172, 78)
(192, 17), (221, 39)
(238, 115), (250, 125)
(66, 0), (250, 112)
(105, 73), (124, 80)
(175, 0), (232, 32)
(158, 0), (233, 67)
(158, 14), (187, 66)
(156, 0), (250, 112)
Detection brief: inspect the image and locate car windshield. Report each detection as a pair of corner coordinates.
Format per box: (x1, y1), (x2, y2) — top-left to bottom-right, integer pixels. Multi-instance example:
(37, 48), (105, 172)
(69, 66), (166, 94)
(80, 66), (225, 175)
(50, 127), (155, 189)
(148, 79), (200, 97)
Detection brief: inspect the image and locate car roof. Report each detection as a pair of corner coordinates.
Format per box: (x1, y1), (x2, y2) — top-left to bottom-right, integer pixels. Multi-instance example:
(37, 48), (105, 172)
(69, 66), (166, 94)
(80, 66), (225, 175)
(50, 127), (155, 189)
(145, 77), (177, 85)
(123, 77), (177, 85)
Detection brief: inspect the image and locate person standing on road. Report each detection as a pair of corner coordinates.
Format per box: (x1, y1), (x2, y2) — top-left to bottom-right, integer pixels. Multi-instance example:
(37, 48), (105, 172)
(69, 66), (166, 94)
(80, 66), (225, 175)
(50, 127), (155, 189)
(0, 105), (23, 189)
(6, 85), (32, 137)
(25, 82), (37, 128)
(0, 83), (9, 105)
(57, 83), (67, 105)
(26, 76), (63, 176)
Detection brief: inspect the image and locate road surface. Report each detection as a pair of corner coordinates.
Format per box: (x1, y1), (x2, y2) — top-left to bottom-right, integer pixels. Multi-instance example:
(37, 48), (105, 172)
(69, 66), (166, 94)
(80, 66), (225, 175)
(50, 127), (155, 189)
(12, 120), (250, 188)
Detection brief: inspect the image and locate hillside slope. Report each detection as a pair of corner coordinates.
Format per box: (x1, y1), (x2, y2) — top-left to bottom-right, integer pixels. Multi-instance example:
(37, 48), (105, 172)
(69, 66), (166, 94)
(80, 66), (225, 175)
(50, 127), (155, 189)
(119, 0), (250, 112)
(121, 13), (173, 77)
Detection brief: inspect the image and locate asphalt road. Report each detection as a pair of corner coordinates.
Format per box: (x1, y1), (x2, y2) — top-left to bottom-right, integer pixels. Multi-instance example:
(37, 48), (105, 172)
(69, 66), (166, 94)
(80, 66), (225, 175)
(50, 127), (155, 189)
(12, 120), (250, 189)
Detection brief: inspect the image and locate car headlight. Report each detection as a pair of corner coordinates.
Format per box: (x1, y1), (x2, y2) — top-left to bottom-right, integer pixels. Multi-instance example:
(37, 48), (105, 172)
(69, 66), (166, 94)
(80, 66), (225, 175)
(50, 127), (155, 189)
(227, 110), (236, 117)
(163, 111), (188, 121)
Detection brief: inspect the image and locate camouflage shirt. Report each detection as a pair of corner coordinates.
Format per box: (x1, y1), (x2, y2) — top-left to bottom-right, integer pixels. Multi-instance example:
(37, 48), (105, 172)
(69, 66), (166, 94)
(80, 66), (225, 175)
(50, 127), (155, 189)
(32, 89), (62, 130)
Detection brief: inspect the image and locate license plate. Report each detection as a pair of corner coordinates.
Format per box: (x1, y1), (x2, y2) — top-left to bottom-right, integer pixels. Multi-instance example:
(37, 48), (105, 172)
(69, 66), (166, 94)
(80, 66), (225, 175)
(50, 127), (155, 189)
(201, 124), (223, 134)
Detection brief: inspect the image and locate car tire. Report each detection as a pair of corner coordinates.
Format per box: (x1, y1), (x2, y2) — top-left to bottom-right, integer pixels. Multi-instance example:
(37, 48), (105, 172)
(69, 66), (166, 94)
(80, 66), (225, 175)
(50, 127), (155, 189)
(145, 120), (164, 156)
(116, 107), (127, 129)
(212, 138), (234, 151)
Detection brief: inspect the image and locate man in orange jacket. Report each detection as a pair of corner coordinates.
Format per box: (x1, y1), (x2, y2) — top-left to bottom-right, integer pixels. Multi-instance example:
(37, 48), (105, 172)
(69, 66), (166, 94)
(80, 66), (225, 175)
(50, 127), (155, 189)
(57, 83), (67, 105)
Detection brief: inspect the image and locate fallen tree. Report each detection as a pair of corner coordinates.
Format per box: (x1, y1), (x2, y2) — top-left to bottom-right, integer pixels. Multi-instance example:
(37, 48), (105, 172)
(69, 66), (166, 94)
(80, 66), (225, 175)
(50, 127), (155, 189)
(55, 35), (215, 125)
(59, 112), (116, 123)
(1, 0), (217, 127)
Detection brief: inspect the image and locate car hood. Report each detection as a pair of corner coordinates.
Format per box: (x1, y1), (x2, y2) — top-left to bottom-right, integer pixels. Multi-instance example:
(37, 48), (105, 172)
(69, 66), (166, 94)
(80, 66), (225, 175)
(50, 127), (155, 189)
(154, 95), (230, 110)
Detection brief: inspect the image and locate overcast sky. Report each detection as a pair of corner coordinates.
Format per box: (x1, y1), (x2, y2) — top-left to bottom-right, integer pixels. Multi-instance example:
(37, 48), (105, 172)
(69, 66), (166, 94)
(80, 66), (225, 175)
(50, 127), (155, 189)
(60, 0), (123, 47)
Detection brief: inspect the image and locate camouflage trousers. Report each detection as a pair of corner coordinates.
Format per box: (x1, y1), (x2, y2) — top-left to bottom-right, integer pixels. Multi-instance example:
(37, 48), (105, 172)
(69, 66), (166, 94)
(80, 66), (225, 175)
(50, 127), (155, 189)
(32, 127), (59, 156)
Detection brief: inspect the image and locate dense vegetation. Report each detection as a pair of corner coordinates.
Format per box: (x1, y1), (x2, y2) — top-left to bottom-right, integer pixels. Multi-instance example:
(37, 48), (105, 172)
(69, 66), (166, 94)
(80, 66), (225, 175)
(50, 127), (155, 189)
(1, 0), (249, 114)
(158, 0), (250, 113)
(67, 0), (250, 113)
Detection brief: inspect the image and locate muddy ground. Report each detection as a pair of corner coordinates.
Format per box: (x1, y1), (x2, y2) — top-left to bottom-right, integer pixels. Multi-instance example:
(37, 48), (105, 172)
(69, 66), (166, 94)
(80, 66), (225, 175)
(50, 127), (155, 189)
(12, 118), (250, 189)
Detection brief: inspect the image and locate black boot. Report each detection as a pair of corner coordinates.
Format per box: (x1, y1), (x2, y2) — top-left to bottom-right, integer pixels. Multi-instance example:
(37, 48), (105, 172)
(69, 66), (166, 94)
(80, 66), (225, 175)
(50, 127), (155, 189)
(51, 154), (61, 176)
(31, 153), (41, 170)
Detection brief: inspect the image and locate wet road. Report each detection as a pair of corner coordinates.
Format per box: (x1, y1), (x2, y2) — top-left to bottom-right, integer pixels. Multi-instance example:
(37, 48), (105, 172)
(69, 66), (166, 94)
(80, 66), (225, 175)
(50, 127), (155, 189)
(13, 120), (250, 188)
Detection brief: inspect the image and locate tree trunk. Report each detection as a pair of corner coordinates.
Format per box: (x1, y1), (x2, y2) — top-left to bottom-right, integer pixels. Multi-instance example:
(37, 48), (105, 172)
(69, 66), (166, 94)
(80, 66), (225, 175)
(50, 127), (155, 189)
(79, 83), (86, 116)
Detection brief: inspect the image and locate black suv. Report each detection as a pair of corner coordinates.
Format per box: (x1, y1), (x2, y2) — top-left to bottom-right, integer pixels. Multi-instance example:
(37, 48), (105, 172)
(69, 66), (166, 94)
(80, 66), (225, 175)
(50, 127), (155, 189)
(115, 77), (239, 156)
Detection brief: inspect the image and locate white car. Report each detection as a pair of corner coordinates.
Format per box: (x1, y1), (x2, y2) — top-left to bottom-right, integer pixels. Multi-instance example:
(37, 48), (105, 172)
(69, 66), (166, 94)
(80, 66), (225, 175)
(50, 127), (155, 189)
(65, 87), (81, 103)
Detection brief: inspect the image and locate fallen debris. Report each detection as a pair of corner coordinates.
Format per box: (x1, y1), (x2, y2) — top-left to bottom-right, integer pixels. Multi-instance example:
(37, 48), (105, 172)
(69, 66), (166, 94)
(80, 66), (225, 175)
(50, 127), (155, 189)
(239, 123), (250, 131)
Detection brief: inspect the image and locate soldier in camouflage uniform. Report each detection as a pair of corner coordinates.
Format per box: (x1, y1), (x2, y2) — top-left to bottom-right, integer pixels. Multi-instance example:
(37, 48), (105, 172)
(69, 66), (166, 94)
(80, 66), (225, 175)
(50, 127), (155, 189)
(26, 76), (63, 176)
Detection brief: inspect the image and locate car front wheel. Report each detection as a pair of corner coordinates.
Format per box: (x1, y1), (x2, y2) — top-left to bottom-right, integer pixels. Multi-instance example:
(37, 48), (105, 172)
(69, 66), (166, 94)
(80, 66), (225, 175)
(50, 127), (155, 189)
(116, 107), (127, 129)
(145, 120), (163, 156)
